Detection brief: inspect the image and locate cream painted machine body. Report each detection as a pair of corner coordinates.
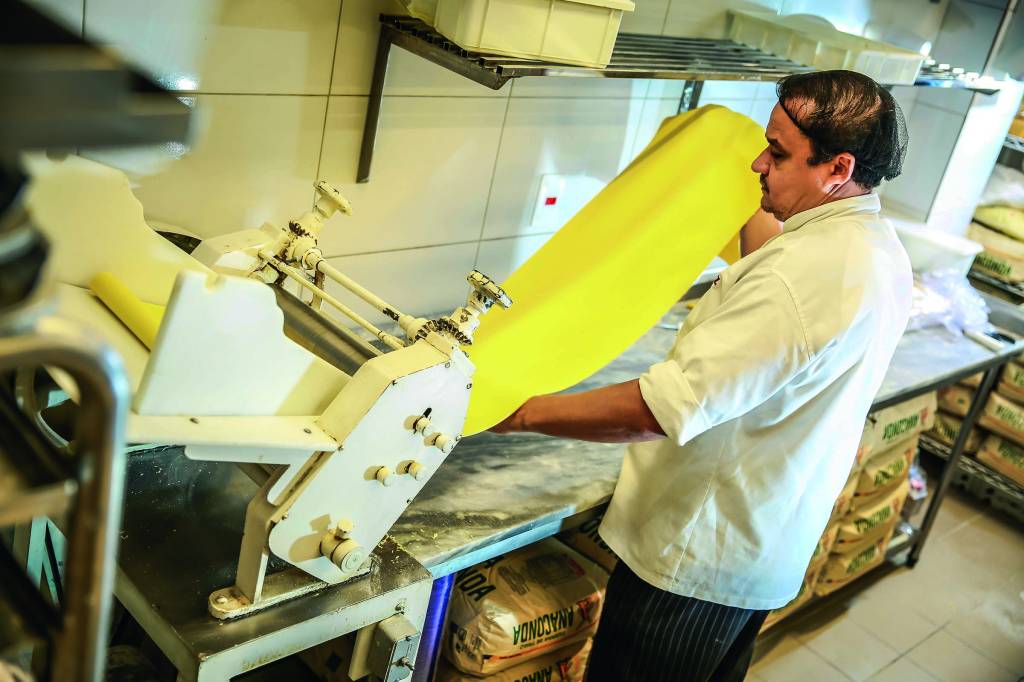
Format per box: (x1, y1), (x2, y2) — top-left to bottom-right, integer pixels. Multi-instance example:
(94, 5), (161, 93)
(27, 157), (510, 623)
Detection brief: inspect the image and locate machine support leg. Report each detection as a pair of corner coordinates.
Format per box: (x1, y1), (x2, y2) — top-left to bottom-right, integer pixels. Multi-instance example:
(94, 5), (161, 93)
(908, 366), (1000, 566)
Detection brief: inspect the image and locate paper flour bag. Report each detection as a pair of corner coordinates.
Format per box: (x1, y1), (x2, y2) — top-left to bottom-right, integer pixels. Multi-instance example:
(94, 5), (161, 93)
(937, 385), (973, 418)
(829, 472), (859, 524)
(863, 393), (936, 454)
(815, 528), (894, 596)
(853, 437), (916, 502)
(928, 411), (982, 453)
(835, 480), (908, 553)
(808, 523), (839, 573)
(980, 392), (1024, 446)
(557, 514), (617, 574)
(977, 434), (1024, 485)
(437, 639), (591, 682)
(444, 539), (605, 676)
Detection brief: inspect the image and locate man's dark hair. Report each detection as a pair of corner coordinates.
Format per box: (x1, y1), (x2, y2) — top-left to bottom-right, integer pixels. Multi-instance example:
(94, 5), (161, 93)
(776, 70), (908, 189)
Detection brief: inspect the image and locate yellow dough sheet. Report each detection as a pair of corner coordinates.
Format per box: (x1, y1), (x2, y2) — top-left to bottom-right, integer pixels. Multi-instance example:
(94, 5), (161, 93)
(462, 105), (766, 435)
(90, 272), (166, 349)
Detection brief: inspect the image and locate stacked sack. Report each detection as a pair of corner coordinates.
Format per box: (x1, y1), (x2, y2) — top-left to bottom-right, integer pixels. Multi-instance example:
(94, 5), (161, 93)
(440, 538), (607, 681)
(930, 373), (984, 454)
(763, 393), (934, 626)
(970, 160), (1024, 283)
(926, 363), (1024, 486)
(813, 393), (934, 596)
(975, 361), (1024, 486)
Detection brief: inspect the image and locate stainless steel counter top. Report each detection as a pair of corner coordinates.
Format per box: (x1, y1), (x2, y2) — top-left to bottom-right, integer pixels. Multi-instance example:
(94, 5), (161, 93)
(391, 296), (1024, 575)
(113, 295), (1024, 664)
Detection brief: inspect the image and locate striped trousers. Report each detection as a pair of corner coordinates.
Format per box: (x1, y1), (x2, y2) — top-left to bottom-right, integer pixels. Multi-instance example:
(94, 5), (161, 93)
(585, 561), (768, 682)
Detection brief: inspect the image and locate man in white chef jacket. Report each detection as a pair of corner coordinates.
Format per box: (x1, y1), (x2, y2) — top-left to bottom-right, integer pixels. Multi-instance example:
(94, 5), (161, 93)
(491, 70), (913, 681)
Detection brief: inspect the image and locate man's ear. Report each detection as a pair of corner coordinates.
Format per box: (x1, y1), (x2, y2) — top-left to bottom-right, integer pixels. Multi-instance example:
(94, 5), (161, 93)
(829, 152), (856, 189)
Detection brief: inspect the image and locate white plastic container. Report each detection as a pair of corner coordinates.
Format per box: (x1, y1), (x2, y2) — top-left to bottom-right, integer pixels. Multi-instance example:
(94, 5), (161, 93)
(432, 0), (635, 68)
(893, 220), (983, 277)
(728, 10), (925, 85)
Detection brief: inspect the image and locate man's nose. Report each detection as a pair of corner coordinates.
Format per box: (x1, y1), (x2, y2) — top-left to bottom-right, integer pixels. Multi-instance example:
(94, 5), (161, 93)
(751, 148), (770, 174)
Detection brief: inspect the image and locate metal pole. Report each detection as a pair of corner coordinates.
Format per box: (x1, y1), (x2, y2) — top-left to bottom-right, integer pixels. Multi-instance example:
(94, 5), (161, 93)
(0, 316), (130, 682)
(908, 365), (999, 566)
(357, 24), (394, 183)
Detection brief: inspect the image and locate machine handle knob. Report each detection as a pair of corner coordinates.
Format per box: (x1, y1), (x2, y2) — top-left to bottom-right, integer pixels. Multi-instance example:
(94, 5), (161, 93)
(467, 270), (512, 311)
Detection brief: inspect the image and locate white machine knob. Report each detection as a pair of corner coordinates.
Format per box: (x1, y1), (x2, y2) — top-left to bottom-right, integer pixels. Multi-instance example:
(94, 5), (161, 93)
(331, 539), (367, 574)
(426, 432), (456, 455)
(399, 460), (428, 481)
(375, 466), (395, 486)
(411, 416), (431, 434)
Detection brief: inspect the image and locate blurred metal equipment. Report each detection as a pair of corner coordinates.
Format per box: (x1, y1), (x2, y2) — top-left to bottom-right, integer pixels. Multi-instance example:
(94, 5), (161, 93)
(0, 2), (191, 680)
(0, 0), (191, 153)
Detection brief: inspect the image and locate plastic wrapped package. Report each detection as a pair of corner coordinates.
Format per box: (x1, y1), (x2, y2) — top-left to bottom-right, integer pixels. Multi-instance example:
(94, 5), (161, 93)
(979, 392), (1024, 447)
(977, 434), (1024, 485)
(905, 272), (992, 336)
(557, 514), (617, 574)
(444, 539), (606, 676)
(436, 639), (591, 682)
(979, 165), (1024, 211)
(927, 411), (982, 453)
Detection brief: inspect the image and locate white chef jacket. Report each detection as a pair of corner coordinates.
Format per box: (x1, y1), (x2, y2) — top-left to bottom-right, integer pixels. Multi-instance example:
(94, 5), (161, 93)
(600, 193), (912, 610)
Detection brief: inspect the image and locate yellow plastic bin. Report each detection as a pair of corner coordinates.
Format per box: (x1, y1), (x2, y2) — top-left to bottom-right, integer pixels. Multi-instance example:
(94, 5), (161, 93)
(432, 0), (635, 67)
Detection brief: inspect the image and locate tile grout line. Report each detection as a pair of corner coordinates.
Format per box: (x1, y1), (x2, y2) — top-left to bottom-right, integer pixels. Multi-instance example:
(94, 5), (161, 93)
(311, 0), (345, 201)
(940, 624), (1019, 676)
(321, 230), (558, 262)
(470, 93), (514, 271)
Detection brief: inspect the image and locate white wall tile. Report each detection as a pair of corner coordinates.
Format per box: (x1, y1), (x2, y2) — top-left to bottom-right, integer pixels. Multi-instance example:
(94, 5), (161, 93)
(85, 0), (341, 94)
(749, 98), (778, 128)
(621, 0), (670, 35)
(331, 0), (508, 97)
(663, 0), (783, 39)
(629, 98), (681, 160)
(701, 97), (755, 117)
(88, 94), (327, 238)
(510, 78), (651, 99)
(316, 96), (507, 256)
(324, 242), (478, 325)
(475, 233), (555, 284)
(882, 102), (964, 220)
(480, 96), (645, 240)
(700, 81), (761, 101)
(24, 0), (83, 36)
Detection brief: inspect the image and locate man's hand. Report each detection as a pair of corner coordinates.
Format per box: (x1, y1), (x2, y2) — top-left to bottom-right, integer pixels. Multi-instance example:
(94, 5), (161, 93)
(487, 380), (665, 444)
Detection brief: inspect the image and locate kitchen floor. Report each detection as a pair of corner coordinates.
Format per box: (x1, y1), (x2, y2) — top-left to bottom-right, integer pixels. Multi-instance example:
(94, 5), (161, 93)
(747, 488), (1024, 682)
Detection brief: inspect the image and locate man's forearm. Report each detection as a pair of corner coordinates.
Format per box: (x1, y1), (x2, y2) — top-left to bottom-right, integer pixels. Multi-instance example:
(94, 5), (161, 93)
(495, 380), (665, 443)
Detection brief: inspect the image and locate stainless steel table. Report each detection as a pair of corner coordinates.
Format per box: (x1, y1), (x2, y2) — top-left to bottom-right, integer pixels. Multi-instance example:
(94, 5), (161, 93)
(115, 294), (1024, 679)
